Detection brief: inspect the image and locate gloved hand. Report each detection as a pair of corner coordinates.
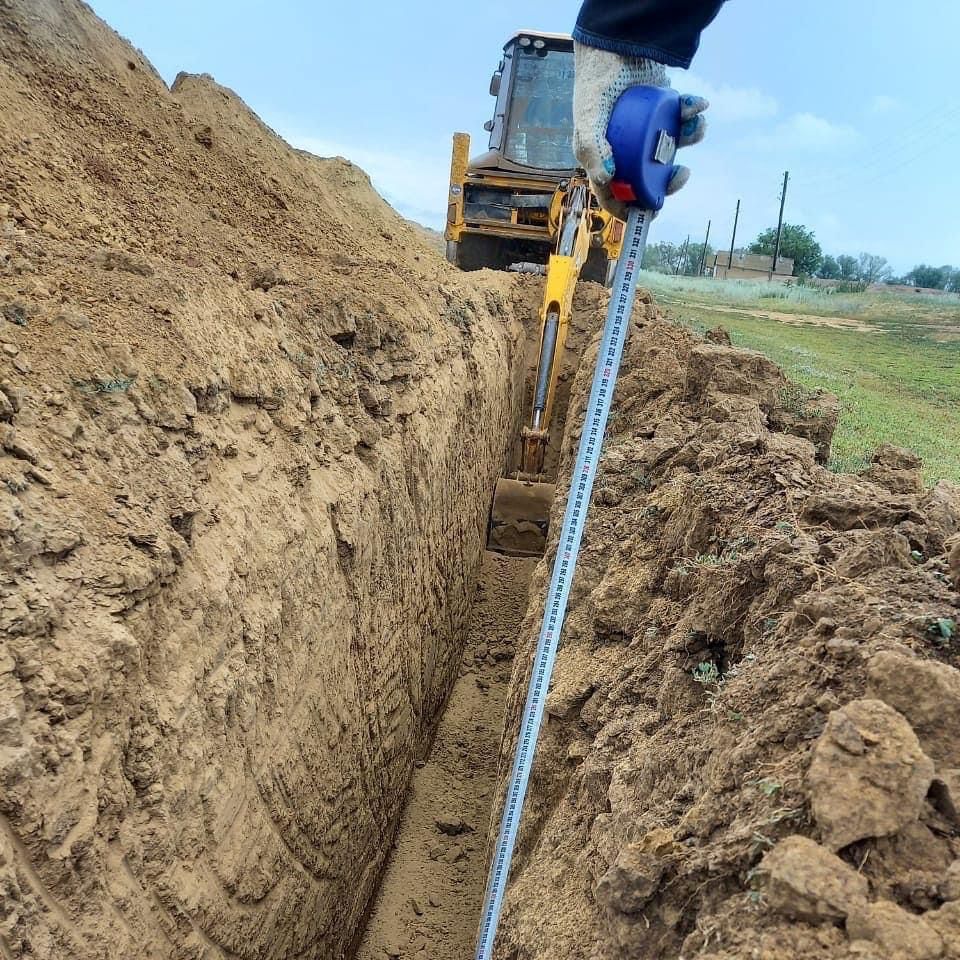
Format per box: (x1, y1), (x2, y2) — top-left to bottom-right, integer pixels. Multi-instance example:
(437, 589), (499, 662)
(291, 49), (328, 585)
(573, 41), (708, 219)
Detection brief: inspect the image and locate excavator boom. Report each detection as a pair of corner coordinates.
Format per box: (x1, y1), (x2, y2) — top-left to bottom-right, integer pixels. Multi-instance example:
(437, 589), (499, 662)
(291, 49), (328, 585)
(445, 30), (626, 557)
(487, 179), (599, 556)
(521, 180), (591, 475)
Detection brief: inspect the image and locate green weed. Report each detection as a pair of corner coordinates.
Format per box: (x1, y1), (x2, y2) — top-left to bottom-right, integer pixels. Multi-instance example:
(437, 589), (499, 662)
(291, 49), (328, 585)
(828, 453), (871, 474)
(777, 383), (824, 417)
(73, 375), (136, 394)
(930, 618), (957, 643)
(764, 807), (804, 826)
(752, 778), (782, 798)
(692, 660), (721, 686)
(694, 553), (726, 567)
(750, 832), (775, 855)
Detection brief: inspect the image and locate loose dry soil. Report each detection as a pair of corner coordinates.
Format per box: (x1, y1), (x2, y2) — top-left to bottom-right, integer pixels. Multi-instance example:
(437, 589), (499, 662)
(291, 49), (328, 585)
(2, 4), (960, 960)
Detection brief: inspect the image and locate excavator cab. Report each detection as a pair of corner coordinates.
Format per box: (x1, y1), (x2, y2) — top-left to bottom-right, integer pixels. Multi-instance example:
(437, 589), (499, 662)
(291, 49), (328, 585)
(444, 31), (622, 282)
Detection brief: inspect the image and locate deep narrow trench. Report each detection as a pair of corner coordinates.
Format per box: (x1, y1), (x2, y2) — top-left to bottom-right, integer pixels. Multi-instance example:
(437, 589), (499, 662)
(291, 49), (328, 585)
(354, 285), (601, 960)
(355, 550), (536, 960)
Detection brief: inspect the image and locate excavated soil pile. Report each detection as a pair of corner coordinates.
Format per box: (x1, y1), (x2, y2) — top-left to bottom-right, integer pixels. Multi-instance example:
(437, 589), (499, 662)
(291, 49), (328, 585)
(494, 303), (960, 959)
(0, 2), (541, 958)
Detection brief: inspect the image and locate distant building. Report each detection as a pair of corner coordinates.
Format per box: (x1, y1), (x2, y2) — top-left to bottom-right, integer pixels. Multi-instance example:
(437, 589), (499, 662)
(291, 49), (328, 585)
(710, 252), (794, 282)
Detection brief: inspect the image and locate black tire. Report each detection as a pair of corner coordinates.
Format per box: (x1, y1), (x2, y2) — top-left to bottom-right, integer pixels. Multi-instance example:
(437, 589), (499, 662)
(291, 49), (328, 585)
(582, 247), (612, 286)
(456, 234), (508, 272)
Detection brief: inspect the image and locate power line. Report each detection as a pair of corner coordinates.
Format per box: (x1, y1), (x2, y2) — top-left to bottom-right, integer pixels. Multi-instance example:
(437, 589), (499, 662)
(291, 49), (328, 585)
(807, 122), (960, 203)
(792, 99), (954, 186)
(791, 101), (960, 192)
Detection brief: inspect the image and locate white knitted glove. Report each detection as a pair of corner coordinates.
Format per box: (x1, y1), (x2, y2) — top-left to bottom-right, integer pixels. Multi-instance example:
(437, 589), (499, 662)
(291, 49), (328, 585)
(573, 41), (708, 219)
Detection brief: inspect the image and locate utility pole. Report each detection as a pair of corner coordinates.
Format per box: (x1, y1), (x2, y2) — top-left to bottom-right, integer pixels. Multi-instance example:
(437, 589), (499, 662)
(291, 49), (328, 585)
(675, 234), (690, 275)
(727, 198), (741, 272)
(772, 171), (789, 276)
(697, 219), (711, 276)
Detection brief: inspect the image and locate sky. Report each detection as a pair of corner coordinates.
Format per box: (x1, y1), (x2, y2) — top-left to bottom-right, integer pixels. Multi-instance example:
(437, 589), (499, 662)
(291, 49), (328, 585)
(89, 0), (960, 274)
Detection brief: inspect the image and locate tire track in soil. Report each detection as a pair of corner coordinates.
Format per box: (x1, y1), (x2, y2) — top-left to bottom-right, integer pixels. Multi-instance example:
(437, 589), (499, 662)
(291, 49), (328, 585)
(354, 551), (536, 960)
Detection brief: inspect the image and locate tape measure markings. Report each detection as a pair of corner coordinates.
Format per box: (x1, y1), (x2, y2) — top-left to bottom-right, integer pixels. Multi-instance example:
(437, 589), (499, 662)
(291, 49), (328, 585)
(475, 205), (652, 960)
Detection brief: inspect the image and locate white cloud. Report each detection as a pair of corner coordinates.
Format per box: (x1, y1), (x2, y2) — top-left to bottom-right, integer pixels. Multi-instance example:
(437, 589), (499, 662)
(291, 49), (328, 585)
(669, 70), (780, 123)
(869, 94), (901, 114)
(750, 112), (858, 153)
(283, 133), (450, 229)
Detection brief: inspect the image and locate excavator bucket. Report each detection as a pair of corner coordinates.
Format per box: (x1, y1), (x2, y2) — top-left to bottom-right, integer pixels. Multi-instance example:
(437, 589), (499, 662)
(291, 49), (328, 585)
(487, 477), (556, 557)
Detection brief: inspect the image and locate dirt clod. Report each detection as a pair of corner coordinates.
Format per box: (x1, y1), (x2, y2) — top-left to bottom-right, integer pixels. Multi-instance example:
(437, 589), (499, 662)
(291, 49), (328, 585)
(868, 651), (960, 766)
(948, 536), (960, 590)
(55, 306), (92, 330)
(846, 899), (944, 959)
(595, 845), (667, 915)
(807, 699), (936, 850)
(762, 835), (868, 922)
(435, 815), (471, 836)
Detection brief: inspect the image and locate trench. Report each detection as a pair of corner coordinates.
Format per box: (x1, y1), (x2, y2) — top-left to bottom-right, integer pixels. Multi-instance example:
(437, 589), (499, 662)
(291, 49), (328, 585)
(352, 285), (600, 960)
(353, 551), (536, 960)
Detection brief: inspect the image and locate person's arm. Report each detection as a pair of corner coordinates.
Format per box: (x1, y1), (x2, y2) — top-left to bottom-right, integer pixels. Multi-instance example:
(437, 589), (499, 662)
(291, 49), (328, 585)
(573, 0), (725, 68)
(572, 0), (724, 217)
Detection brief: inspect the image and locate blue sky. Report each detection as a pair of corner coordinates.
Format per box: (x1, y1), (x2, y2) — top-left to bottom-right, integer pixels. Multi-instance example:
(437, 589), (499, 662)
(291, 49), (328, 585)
(90, 0), (960, 274)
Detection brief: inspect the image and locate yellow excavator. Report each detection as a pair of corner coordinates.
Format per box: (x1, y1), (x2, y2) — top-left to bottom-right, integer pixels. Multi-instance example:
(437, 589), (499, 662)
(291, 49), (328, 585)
(444, 30), (625, 556)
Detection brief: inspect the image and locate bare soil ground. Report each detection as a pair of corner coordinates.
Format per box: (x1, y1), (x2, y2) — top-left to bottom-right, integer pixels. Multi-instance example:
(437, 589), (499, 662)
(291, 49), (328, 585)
(703, 305), (874, 332)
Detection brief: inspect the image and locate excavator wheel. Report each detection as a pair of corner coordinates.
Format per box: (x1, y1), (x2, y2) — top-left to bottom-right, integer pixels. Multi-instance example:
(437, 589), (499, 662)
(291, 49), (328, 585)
(486, 477), (556, 557)
(455, 234), (509, 272)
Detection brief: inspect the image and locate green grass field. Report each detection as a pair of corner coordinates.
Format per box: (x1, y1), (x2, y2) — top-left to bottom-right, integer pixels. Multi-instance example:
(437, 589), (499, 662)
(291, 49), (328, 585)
(641, 272), (960, 485)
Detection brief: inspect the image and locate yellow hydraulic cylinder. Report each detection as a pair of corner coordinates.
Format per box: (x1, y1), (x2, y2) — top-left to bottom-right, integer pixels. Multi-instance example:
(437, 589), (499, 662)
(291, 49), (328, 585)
(532, 198), (592, 433)
(444, 132), (470, 243)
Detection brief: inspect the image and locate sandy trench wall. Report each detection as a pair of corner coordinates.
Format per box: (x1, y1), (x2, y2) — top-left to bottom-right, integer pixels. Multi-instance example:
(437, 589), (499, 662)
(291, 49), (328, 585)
(0, 2), (530, 958)
(494, 300), (960, 959)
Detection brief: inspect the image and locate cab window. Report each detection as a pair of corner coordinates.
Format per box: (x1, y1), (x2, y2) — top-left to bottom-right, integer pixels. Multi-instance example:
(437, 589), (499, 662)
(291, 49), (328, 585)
(503, 46), (576, 170)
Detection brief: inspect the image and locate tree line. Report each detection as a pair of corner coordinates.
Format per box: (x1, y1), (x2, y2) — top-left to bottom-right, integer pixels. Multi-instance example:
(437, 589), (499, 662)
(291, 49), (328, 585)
(643, 222), (959, 291)
(641, 239), (715, 276)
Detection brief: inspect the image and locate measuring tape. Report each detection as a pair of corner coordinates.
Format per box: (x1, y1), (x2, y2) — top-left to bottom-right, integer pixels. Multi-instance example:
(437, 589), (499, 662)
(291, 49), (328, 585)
(474, 204), (652, 960)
